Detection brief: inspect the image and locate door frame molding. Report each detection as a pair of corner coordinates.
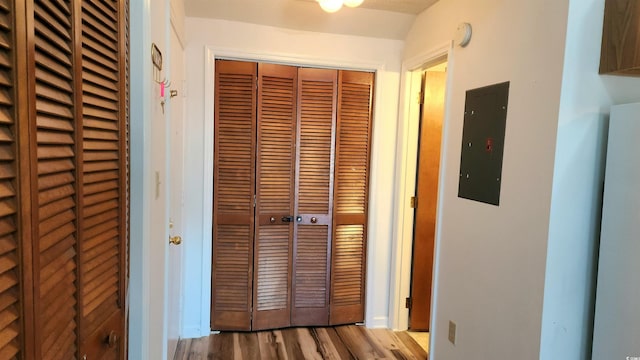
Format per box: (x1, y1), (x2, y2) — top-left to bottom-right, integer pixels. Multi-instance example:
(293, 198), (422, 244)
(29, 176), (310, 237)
(388, 43), (453, 333)
(201, 46), (386, 335)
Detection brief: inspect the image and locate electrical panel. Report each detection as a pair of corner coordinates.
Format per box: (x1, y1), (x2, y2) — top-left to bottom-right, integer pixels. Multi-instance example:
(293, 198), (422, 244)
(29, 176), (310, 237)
(458, 82), (509, 206)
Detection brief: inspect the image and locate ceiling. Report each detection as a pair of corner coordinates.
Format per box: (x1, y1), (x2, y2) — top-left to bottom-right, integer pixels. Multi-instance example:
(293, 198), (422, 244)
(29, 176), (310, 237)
(184, 0), (439, 40)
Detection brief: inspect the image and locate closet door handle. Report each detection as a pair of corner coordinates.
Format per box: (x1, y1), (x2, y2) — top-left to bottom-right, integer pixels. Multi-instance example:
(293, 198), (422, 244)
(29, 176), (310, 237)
(281, 216), (294, 223)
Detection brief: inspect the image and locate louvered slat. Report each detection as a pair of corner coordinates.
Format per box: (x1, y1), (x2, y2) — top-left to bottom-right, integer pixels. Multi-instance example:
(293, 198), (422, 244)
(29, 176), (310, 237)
(79, 0), (124, 352)
(33, 1), (78, 358)
(330, 71), (373, 325)
(291, 68), (336, 326)
(252, 63), (297, 330)
(212, 60), (256, 331)
(0, 27), (18, 342)
(331, 225), (364, 305)
(256, 226), (289, 310)
(294, 225), (329, 307)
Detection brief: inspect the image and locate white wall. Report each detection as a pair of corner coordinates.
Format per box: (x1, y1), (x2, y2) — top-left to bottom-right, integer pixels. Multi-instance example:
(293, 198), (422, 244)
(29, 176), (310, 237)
(181, 18), (404, 337)
(541, 1), (640, 359)
(130, 0), (172, 359)
(403, 0), (570, 358)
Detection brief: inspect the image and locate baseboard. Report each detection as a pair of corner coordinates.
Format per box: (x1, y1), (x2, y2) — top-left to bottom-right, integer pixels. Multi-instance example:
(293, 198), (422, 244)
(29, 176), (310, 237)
(367, 316), (389, 328)
(182, 325), (204, 339)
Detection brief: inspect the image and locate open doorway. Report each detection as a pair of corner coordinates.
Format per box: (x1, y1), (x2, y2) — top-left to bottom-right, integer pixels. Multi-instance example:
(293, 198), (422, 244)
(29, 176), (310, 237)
(403, 59), (447, 353)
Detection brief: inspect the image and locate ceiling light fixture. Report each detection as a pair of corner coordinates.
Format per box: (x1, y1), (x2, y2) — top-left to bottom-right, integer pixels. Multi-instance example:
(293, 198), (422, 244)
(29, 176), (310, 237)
(317, 0), (364, 13)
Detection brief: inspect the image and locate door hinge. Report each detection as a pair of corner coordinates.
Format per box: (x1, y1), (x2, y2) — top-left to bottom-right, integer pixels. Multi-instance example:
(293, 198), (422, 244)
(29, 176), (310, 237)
(253, 194), (256, 207)
(410, 196), (417, 208)
(405, 297), (412, 309)
(416, 91), (424, 104)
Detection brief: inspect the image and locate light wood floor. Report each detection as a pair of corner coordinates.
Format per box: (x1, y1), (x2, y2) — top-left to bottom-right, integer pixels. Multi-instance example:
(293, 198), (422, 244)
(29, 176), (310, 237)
(174, 325), (428, 360)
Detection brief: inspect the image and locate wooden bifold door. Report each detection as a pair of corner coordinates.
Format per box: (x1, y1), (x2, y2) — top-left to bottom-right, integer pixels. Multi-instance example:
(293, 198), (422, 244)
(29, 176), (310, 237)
(212, 60), (373, 331)
(0, 0), (130, 358)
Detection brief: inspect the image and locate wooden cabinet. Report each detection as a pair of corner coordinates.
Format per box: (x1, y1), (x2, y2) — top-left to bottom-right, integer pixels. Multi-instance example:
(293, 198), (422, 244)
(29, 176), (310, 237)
(600, 0), (640, 75)
(0, 0), (130, 358)
(212, 60), (373, 331)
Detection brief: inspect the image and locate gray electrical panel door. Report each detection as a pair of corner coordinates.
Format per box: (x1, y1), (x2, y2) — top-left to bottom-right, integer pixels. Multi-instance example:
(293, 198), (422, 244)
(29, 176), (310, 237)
(458, 82), (509, 206)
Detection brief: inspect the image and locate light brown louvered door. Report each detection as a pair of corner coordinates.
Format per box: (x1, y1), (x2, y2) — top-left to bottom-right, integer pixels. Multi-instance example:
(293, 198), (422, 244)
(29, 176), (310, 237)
(330, 70), (373, 325)
(211, 60), (256, 331)
(0, 0), (24, 357)
(78, 0), (127, 358)
(212, 61), (372, 331)
(30, 0), (81, 358)
(253, 63), (297, 330)
(3, 0), (129, 358)
(291, 68), (336, 326)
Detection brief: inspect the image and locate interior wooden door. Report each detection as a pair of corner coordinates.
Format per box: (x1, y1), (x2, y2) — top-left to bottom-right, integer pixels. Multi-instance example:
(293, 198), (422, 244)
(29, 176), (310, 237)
(27, 0), (129, 357)
(0, 1), (25, 357)
(28, 1), (81, 357)
(409, 70), (446, 331)
(77, 0), (128, 357)
(211, 62), (374, 331)
(291, 68), (337, 326)
(330, 70), (374, 325)
(0, 0), (129, 358)
(211, 60), (257, 331)
(253, 63), (297, 330)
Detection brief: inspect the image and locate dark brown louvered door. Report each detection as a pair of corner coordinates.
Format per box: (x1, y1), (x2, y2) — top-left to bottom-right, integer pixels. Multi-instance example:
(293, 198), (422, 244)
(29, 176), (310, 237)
(252, 63), (297, 330)
(212, 60), (257, 331)
(330, 70), (373, 325)
(14, 0), (129, 358)
(30, 0), (80, 358)
(0, 0), (23, 357)
(291, 68), (336, 326)
(78, 0), (127, 358)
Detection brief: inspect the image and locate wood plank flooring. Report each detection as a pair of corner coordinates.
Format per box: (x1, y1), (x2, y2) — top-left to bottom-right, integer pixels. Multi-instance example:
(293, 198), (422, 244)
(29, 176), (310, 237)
(174, 325), (428, 360)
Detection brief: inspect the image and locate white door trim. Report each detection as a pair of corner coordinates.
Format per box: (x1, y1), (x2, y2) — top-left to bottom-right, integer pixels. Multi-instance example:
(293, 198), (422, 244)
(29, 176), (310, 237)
(129, 0), (152, 358)
(388, 43), (453, 332)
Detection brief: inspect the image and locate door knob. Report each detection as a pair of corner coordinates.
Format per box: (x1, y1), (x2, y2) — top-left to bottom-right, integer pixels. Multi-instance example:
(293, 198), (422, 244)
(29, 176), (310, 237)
(106, 331), (118, 348)
(169, 235), (182, 245)
(311, 217), (318, 224)
(296, 216), (302, 222)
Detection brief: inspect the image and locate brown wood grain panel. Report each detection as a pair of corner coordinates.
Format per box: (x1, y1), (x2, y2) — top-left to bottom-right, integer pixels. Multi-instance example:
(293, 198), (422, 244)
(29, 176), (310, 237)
(31, 2), (80, 357)
(212, 60), (257, 331)
(7, 0), (33, 350)
(253, 63), (297, 331)
(600, 0), (640, 75)
(291, 68), (336, 327)
(330, 70), (373, 326)
(409, 70), (445, 331)
(76, 0), (127, 357)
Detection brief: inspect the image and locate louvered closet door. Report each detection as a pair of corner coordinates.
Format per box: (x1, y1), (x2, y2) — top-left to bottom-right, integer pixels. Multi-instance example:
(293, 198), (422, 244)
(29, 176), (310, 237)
(0, 1), (23, 357)
(78, 0), (127, 358)
(330, 70), (374, 325)
(291, 68), (336, 326)
(31, 1), (80, 358)
(212, 60), (257, 331)
(253, 63), (297, 330)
